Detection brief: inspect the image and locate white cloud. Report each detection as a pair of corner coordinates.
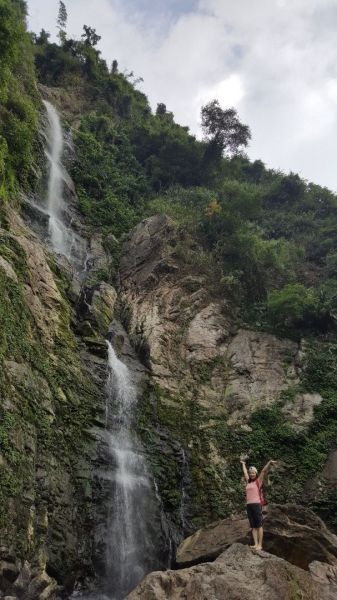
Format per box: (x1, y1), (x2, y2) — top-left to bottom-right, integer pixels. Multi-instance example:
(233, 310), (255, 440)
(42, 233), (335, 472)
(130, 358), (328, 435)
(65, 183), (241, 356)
(27, 0), (337, 190)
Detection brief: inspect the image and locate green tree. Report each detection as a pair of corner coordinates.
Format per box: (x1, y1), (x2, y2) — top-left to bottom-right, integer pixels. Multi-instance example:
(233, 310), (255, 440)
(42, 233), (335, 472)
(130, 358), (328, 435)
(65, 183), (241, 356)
(57, 1), (67, 44)
(201, 99), (251, 158)
(81, 25), (101, 47)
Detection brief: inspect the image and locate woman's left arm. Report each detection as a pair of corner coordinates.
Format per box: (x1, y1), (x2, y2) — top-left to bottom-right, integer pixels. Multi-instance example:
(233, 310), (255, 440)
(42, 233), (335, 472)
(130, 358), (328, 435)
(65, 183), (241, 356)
(258, 460), (277, 484)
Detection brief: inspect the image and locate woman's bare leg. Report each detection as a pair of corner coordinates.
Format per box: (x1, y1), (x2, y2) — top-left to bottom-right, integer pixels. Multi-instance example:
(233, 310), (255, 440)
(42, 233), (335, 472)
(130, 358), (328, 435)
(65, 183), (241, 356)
(256, 527), (263, 550)
(250, 528), (259, 548)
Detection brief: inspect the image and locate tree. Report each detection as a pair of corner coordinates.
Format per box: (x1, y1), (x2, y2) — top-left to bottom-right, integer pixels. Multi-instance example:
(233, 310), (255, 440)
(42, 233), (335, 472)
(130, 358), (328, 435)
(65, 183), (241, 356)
(57, 1), (67, 44)
(201, 99), (251, 157)
(81, 25), (101, 47)
(111, 59), (118, 74)
(156, 103), (167, 116)
(33, 29), (50, 45)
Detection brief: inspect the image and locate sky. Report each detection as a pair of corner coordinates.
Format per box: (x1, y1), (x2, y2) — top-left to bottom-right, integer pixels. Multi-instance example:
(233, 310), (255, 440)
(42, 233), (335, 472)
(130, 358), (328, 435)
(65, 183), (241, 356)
(27, 0), (337, 191)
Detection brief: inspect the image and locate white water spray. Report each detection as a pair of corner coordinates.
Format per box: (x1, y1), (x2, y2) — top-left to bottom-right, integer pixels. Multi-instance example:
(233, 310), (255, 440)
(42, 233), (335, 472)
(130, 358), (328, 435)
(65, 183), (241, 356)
(104, 342), (156, 599)
(42, 100), (86, 270)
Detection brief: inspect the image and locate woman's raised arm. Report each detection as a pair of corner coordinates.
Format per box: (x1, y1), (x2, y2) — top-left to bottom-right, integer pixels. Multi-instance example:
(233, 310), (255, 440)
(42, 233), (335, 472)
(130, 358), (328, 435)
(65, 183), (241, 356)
(258, 460), (277, 484)
(240, 458), (249, 483)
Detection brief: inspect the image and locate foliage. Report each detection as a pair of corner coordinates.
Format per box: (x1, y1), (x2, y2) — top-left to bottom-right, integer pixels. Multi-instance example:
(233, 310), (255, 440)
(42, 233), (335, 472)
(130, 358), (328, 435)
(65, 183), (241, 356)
(0, 0), (39, 199)
(57, 1), (67, 44)
(201, 99), (251, 158)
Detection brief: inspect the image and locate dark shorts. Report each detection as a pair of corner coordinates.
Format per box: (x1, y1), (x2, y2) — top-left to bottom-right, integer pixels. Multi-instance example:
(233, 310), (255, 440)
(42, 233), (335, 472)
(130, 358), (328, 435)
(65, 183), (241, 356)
(246, 503), (263, 529)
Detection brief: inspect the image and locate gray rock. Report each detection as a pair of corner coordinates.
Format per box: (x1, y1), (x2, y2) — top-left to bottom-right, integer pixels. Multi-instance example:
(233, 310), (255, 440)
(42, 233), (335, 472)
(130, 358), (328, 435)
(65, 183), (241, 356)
(176, 504), (337, 570)
(127, 543), (328, 600)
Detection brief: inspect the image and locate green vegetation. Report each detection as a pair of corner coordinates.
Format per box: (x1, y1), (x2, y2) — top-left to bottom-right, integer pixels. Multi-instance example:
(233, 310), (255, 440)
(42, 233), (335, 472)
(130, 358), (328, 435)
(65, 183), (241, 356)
(1, 0), (337, 551)
(30, 12), (337, 338)
(0, 0), (39, 200)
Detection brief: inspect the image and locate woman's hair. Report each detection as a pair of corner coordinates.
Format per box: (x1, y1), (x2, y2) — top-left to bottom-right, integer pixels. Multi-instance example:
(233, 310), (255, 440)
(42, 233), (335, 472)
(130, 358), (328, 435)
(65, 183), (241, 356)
(248, 466), (258, 483)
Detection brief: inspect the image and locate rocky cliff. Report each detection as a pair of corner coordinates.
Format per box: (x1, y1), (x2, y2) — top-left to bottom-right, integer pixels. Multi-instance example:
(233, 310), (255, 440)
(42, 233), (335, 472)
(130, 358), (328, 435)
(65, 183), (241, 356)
(118, 214), (333, 533)
(1, 10), (337, 597)
(128, 505), (337, 599)
(0, 197), (120, 596)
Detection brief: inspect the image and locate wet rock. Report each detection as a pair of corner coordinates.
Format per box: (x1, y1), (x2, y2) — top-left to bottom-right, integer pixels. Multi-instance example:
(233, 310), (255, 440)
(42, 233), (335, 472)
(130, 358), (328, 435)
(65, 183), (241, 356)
(0, 562), (19, 584)
(90, 283), (117, 335)
(89, 233), (110, 274)
(77, 283), (117, 336)
(127, 543), (328, 600)
(175, 504), (337, 570)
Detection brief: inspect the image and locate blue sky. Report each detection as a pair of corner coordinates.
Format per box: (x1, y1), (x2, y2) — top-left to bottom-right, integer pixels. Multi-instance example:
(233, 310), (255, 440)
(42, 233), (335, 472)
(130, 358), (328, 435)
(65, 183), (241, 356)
(27, 0), (337, 191)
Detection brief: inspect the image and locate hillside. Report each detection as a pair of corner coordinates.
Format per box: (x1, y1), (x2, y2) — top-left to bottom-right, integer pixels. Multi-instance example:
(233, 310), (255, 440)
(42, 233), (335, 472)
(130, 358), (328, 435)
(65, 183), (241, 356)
(1, 1), (337, 598)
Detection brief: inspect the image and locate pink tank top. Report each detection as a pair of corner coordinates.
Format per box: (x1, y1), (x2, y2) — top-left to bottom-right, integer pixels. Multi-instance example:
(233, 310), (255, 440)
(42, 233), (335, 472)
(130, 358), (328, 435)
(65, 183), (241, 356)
(246, 481), (261, 504)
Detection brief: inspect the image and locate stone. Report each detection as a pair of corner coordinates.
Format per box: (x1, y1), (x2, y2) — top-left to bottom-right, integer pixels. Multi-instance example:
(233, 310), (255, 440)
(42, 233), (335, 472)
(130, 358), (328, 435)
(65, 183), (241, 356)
(127, 543), (328, 600)
(282, 392), (323, 430)
(5, 361), (55, 421)
(120, 214), (176, 285)
(89, 233), (110, 273)
(90, 283), (117, 335)
(175, 504), (337, 570)
(184, 303), (229, 362)
(0, 562), (19, 583)
(0, 257), (18, 283)
(13, 561), (31, 593)
(309, 560), (337, 599)
(225, 329), (299, 423)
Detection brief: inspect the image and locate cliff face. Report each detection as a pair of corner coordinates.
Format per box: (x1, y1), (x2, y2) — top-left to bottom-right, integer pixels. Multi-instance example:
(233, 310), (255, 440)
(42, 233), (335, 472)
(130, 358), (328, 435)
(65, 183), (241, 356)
(0, 193), (335, 598)
(119, 214), (332, 531)
(0, 198), (118, 595)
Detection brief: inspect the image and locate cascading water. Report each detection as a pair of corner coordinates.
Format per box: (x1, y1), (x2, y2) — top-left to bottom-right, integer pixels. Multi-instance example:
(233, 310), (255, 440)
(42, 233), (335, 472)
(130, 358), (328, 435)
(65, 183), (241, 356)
(42, 100), (87, 271)
(103, 342), (159, 599)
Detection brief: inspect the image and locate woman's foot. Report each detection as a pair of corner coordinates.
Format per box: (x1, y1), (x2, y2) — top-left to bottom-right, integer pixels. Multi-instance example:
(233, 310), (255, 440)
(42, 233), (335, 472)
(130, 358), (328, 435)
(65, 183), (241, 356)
(255, 545), (263, 551)
(250, 545), (258, 549)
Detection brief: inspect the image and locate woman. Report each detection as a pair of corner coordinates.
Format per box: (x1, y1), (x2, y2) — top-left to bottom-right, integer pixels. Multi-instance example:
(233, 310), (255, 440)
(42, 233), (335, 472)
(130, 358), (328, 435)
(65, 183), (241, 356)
(240, 458), (276, 550)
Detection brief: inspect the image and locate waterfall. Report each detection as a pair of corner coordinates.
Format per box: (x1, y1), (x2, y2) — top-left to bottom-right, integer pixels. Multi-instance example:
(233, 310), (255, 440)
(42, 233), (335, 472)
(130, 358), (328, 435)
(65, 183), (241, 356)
(103, 342), (157, 599)
(42, 100), (87, 271)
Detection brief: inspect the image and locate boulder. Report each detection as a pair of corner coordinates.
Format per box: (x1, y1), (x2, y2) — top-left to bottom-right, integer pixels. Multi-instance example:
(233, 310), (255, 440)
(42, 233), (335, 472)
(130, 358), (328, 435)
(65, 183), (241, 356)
(309, 560), (337, 599)
(126, 543), (329, 600)
(176, 504), (337, 570)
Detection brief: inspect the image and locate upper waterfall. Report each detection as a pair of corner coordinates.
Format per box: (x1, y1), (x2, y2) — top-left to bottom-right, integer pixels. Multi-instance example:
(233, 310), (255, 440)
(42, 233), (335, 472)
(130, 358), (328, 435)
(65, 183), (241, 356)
(42, 100), (87, 272)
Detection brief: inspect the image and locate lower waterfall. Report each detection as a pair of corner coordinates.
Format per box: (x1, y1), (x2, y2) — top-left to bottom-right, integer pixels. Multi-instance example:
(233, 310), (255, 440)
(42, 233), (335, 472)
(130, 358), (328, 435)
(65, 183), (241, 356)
(103, 341), (156, 598)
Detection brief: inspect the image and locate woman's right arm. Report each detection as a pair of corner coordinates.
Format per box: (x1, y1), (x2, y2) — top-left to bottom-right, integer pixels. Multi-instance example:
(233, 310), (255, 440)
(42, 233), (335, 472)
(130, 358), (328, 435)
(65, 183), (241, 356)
(240, 459), (249, 483)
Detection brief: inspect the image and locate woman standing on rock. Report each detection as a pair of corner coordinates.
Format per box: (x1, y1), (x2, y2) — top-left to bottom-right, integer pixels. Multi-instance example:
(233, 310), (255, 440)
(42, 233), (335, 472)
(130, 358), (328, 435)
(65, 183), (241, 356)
(240, 458), (276, 550)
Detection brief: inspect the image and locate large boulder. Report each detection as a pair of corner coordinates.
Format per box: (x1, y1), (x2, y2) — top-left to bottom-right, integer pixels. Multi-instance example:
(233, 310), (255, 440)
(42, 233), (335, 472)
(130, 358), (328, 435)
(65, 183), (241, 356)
(126, 543), (332, 600)
(176, 504), (337, 570)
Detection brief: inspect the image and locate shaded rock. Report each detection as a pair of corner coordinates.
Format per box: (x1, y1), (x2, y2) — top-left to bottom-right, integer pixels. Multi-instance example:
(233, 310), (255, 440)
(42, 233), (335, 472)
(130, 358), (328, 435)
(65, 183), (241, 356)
(127, 543), (327, 600)
(77, 284), (117, 336)
(120, 214), (176, 286)
(322, 450), (337, 485)
(89, 233), (110, 274)
(282, 392), (323, 431)
(90, 283), (117, 335)
(176, 504), (337, 570)
(0, 562), (19, 584)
